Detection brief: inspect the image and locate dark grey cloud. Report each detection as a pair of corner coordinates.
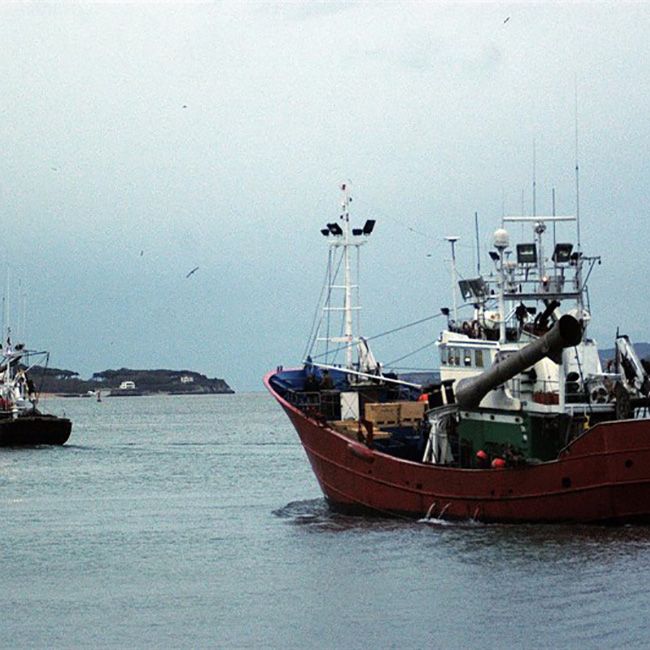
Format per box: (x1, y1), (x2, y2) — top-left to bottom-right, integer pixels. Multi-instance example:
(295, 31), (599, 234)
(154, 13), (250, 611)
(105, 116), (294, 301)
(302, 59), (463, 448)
(0, 2), (648, 389)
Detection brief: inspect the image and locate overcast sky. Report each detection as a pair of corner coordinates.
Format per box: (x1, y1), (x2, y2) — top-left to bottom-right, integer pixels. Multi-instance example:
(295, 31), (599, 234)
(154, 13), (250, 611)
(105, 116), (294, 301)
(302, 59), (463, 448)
(1, 2), (649, 390)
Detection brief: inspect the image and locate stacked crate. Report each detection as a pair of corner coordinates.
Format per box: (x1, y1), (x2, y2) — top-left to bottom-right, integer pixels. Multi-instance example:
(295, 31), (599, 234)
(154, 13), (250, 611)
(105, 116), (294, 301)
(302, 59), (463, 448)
(364, 401), (425, 430)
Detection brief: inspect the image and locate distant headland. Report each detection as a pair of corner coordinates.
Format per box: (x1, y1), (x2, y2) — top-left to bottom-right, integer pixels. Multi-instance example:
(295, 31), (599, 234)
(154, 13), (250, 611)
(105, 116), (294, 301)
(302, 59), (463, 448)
(32, 366), (234, 397)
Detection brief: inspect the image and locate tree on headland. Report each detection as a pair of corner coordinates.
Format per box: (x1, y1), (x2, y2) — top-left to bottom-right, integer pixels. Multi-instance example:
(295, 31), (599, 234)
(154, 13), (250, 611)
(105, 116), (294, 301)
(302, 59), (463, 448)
(30, 366), (234, 395)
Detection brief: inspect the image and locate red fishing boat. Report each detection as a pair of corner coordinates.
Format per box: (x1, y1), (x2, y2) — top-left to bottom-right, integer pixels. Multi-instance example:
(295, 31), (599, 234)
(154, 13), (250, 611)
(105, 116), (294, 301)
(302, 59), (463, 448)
(265, 185), (650, 523)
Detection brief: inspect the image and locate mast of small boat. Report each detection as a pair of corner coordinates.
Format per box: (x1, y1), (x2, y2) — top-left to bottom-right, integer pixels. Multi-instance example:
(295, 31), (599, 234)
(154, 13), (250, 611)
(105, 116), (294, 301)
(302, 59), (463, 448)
(1, 267), (9, 358)
(1, 268), (14, 393)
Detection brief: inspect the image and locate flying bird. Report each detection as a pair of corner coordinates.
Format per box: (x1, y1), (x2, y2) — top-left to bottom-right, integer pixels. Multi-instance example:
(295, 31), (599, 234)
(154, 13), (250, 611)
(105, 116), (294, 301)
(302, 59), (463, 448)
(503, 16), (510, 23)
(186, 266), (199, 278)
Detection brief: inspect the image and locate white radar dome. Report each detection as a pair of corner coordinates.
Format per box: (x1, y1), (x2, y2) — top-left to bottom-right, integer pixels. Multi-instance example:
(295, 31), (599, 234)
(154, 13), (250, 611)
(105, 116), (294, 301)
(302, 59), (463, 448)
(493, 228), (510, 249)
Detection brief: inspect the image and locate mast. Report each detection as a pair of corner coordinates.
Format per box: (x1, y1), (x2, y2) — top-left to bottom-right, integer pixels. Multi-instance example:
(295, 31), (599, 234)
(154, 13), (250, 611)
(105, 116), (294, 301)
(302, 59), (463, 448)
(532, 138), (537, 217)
(341, 185), (354, 370)
(314, 184), (376, 371)
(574, 75), (581, 252)
(474, 212), (481, 275)
(2, 267), (9, 352)
(493, 228), (509, 344)
(552, 187), (556, 248)
(445, 236), (460, 324)
(535, 220), (546, 285)
(574, 77), (584, 316)
(19, 280), (26, 344)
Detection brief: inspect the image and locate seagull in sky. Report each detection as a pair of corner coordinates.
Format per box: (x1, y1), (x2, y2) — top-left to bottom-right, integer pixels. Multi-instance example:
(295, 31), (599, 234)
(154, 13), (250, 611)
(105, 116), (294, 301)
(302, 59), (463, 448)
(503, 16), (510, 23)
(186, 266), (199, 278)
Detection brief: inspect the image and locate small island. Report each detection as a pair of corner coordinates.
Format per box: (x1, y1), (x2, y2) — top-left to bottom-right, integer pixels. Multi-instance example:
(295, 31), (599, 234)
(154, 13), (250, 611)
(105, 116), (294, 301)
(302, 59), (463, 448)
(31, 366), (234, 397)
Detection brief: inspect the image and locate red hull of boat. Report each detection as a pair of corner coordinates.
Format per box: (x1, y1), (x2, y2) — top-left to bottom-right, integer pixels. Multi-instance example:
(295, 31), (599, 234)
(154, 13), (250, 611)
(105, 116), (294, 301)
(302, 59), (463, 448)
(265, 372), (650, 524)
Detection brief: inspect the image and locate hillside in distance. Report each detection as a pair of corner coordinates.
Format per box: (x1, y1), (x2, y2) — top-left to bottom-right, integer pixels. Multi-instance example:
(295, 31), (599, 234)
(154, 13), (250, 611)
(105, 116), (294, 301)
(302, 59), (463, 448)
(26, 341), (650, 397)
(30, 366), (234, 396)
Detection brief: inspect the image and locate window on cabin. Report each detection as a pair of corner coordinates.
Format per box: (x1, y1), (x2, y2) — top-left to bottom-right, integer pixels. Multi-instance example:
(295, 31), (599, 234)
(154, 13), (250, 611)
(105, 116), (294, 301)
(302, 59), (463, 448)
(475, 349), (484, 368)
(440, 348), (448, 365)
(464, 350), (472, 366)
(453, 349), (461, 366)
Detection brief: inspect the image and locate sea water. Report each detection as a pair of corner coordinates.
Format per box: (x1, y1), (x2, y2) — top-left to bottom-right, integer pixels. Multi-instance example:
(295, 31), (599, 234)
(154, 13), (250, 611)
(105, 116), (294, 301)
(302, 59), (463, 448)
(2, 393), (649, 648)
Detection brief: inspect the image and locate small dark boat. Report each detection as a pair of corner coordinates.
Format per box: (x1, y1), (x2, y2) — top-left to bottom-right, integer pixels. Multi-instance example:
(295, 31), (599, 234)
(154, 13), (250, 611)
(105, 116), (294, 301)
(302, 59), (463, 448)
(0, 413), (72, 446)
(0, 337), (72, 447)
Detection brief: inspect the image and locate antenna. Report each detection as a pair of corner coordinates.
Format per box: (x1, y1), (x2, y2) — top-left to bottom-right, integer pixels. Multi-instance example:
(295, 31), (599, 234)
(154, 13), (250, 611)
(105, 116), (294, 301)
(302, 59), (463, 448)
(532, 138), (537, 217)
(445, 236), (460, 323)
(493, 228), (509, 344)
(474, 211), (481, 275)
(574, 74), (581, 251)
(20, 282), (27, 344)
(552, 187), (557, 249)
(3, 267), (9, 346)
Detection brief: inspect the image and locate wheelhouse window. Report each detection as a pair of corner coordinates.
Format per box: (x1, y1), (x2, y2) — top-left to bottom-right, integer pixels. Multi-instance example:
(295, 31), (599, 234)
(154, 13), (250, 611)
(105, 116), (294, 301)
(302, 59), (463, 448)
(475, 349), (484, 368)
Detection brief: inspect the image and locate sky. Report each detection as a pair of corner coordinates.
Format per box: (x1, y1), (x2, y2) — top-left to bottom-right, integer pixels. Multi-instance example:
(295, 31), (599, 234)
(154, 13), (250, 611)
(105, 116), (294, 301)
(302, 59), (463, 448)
(1, 2), (649, 391)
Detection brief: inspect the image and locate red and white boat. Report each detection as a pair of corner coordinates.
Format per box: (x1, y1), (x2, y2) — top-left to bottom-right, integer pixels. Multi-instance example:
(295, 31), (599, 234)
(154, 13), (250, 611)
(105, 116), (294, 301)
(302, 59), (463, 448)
(265, 185), (650, 523)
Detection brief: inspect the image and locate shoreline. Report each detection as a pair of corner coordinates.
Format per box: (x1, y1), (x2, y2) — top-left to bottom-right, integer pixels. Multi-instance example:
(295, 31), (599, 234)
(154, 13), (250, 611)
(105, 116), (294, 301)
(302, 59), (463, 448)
(39, 391), (235, 398)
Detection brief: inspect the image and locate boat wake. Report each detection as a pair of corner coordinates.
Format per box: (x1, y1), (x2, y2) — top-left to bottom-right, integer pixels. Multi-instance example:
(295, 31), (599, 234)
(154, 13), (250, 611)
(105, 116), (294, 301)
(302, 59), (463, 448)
(273, 498), (332, 523)
(275, 498), (485, 531)
(417, 515), (484, 528)
(273, 498), (408, 531)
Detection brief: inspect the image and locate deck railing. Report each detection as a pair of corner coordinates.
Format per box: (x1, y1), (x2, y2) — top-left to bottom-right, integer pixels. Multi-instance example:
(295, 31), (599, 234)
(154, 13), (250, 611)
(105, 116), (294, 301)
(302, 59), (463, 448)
(285, 389), (341, 421)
